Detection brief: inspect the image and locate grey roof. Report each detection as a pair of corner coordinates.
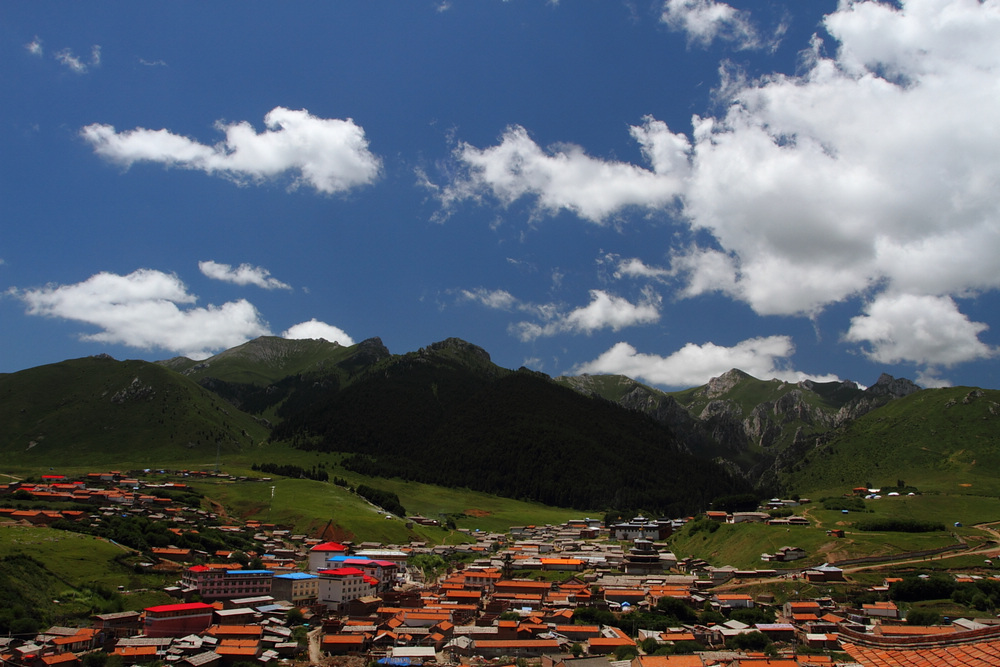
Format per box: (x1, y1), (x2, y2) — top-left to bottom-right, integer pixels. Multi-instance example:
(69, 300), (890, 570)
(183, 650), (221, 667)
(117, 637), (175, 647)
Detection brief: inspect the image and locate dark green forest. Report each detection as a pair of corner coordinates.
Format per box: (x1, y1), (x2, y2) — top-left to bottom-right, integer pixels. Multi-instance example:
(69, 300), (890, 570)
(266, 355), (748, 514)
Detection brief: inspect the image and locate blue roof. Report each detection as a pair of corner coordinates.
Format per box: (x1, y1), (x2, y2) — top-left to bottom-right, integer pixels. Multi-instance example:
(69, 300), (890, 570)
(227, 569), (274, 575)
(275, 572), (318, 580)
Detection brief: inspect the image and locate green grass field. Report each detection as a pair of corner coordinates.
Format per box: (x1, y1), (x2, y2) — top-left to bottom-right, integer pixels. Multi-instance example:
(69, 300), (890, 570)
(181, 442), (581, 543)
(785, 387), (1000, 497)
(668, 520), (958, 570)
(667, 490), (1000, 571)
(0, 524), (175, 624)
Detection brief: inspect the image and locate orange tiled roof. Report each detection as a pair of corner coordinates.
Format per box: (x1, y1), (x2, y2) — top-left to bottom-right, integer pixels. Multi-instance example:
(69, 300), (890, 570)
(634, 656), (704, 667)
(878, 625), (955, 636)
(114, 646), (157, 657)
(215, 645), (259, 656)
(588, 637), (636, 647)
(322, 635), (367, 645)
(844, 639), (1000, 666)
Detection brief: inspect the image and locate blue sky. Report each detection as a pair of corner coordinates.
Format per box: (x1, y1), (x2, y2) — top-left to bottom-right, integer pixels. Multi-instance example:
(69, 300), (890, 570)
(3, 0), (999, 390)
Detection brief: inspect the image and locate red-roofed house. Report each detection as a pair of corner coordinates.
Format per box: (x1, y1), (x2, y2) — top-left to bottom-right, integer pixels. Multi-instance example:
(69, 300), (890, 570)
(309, 541), (348, 572)
(143, 602), (215, 638)
(473, 639), (562, 658)
(322, 634), (370, 656)
(40, 654), (80, 667)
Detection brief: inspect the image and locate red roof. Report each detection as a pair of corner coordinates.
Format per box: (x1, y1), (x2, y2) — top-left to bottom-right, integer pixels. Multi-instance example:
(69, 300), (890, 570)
(311, 541), (347, 552)
(319, 567), (365, 577)
(145, 602), (215, 613)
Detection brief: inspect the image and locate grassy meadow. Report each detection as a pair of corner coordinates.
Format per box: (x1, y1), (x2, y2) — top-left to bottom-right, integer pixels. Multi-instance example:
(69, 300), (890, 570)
(0, 524), (175, 622)
(669, 492), (1000, 571)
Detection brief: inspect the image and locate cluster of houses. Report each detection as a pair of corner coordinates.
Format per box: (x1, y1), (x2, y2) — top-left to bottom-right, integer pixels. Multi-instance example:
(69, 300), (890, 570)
(2, 473), (999, 667)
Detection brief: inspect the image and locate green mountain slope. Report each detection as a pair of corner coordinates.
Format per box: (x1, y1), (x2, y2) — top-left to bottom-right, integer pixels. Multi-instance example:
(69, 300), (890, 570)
(159, 336), (391, 419)
(559, 369), (922, 492)
(159, 335), (389, 385)
(0, 355), (268, 466)
(267, 339), (750, 514)
(782, 386), (1000, 496)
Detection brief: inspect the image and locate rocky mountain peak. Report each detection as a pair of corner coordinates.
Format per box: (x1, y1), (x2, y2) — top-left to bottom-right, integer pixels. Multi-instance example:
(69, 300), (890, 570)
(705, 369), (749, 398)
(866, 373), (921, 398)
(423, 338), (491, 362)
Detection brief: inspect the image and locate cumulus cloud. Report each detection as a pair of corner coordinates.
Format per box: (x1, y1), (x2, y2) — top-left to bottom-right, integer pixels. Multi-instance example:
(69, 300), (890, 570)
(281, 319), (354, 346)
(574, 336), (838, 388)
(198, 260), (291, 290)
(512, 288), (661, 341)
(439, 0), (1000, 372)
(660, 0), (761, 49)
(685, 0), (1000, 318)
(438, 119), (690, 223)
(844, 293), (995, 368)
(10, 269), (270, 359)
(81, 107), (381, 195)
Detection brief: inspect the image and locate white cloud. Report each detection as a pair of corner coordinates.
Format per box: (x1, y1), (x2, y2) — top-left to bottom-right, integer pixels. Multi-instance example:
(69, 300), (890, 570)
(198, 260), (292, 290)
(439, 0), (1000, 371)
(676, 0), (1000, 318)
(81, 107), (382, 195)
(52, 44), (100, 73)
(458, 288), (519, 310)
(55, 48), (88, 73)
(281, 319), (354, 346)
(438, 119), (689, 223)
(512, 288), (661, 341)
(844, 293), (995, 368)
(660, 0), (761, 49)
(613, 257), (672, 281)
(574, 336), (839, 388)
(10, 269), (270, 359)
(26, 37), (43, 57)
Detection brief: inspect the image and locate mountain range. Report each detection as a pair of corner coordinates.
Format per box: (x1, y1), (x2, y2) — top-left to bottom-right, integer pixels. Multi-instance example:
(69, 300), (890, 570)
(2, 336), (999, 512)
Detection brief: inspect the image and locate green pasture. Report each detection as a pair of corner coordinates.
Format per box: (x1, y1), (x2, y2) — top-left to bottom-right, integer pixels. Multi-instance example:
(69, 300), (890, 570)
(0, 524), (130, 587)
(671, 517), (962, 571)
(185, 472), (579, 544)
(0, 524), (174, 618)
(804, 493), (1000, 538)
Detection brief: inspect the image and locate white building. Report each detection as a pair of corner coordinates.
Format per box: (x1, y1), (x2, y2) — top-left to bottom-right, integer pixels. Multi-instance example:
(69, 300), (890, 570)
(316, 567), (376, 610)
(308, 541), (348, 572)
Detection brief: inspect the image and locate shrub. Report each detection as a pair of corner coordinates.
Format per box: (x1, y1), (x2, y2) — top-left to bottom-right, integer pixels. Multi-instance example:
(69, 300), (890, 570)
(854, 518), (946, 533)
(822, 497), (866, 512)
(906, 609), (940, 625)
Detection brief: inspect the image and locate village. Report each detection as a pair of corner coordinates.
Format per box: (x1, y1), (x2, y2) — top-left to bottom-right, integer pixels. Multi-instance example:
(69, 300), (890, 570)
(2, 471), (1000, 667)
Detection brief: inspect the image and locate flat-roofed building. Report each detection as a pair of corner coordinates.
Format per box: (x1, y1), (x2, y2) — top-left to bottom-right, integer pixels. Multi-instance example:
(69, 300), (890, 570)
(143, 603), (215, 638)
(271, 572), (318, 604)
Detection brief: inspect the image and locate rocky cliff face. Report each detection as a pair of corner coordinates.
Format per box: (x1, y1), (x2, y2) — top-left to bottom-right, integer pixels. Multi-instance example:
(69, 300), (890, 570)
(835, 373), (921, 423)
(617, 385), (715, 456)
(586, 369), (922, 492)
